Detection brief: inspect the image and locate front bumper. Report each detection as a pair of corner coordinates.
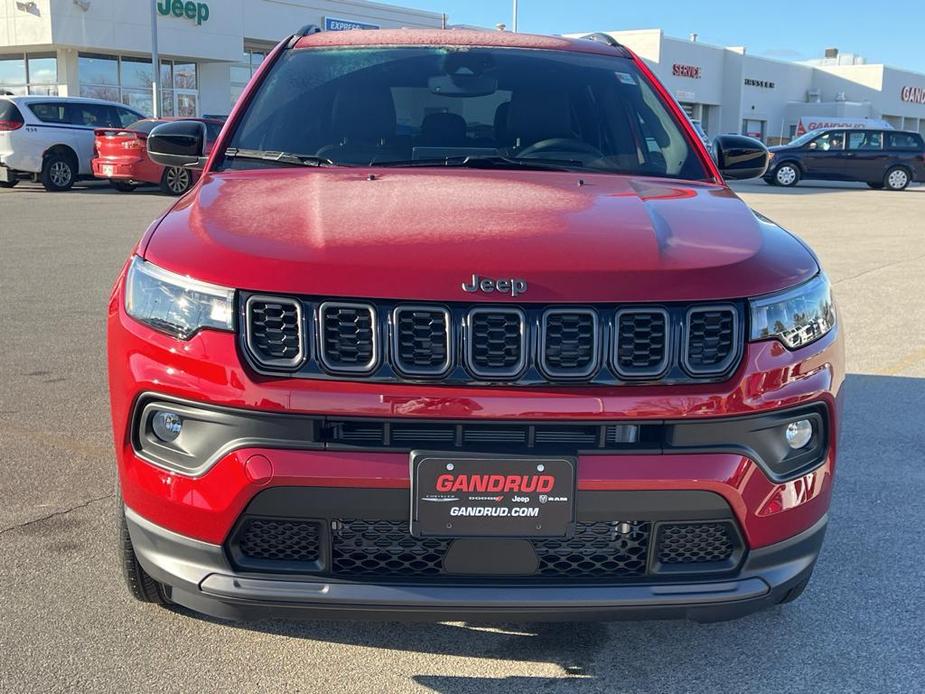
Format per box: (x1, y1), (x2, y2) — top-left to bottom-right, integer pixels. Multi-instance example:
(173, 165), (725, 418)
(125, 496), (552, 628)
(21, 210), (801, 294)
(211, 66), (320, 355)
(127, 506), (826, 622)
(108, 265), (845, 620)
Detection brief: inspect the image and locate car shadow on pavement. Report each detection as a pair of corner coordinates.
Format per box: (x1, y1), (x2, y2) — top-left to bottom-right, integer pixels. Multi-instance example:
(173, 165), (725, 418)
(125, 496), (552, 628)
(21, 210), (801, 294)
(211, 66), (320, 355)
(171, 372), (923, 692)
(5, 180), (171, 196)
(731, 180), (924, 196)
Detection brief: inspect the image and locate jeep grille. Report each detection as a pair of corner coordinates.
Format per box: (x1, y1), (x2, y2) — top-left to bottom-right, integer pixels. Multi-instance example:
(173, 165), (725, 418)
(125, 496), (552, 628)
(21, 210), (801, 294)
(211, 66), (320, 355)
(241, 295), (742, 385)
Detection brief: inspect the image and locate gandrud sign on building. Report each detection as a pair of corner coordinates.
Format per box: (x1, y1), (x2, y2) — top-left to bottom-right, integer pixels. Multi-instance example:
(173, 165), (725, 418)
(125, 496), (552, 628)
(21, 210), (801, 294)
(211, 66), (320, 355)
(900, 85), (925, 104)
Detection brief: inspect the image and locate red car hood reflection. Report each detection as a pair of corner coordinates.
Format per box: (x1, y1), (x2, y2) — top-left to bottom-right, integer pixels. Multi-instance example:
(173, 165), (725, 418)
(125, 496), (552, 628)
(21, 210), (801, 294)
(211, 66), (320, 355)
(143, 168), (817, 302)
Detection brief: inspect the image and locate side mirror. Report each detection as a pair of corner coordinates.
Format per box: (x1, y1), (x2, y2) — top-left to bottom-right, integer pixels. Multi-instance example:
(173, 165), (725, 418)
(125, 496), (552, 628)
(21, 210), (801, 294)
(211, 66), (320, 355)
(148, 120), (208, 169)
(713, 134), (770, 180)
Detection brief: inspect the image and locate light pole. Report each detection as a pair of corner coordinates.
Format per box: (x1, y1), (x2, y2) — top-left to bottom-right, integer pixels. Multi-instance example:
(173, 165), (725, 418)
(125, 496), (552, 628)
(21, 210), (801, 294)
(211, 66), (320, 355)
(150, 0), (160, 117)
(512, 0), (518, 32)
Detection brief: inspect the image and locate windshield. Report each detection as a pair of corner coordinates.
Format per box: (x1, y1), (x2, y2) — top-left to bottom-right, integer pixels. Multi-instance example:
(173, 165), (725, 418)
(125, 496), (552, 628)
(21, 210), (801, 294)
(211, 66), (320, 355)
(224, 47), (708, 180)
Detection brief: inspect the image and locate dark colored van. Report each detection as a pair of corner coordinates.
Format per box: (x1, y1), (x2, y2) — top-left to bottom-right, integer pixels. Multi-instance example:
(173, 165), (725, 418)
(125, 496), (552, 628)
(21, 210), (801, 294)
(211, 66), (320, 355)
(765, 128), (925, 190)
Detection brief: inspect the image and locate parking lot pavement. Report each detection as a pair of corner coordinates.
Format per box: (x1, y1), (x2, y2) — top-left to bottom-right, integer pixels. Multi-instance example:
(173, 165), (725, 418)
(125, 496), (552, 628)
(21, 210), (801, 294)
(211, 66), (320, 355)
(1, 179), (923, 693)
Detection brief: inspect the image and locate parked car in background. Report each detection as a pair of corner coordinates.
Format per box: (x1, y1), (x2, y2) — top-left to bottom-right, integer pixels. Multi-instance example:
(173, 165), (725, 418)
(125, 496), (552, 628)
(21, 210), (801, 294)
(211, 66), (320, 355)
(0, 95), (144, 191)
(765, 127), (925, 190)
(92, 118), (224, 195)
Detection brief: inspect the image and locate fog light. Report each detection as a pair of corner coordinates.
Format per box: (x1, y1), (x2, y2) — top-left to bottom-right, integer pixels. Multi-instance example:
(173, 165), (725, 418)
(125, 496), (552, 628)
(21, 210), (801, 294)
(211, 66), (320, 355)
(152, 411), (183, 442)
(785, 419), (813, 449)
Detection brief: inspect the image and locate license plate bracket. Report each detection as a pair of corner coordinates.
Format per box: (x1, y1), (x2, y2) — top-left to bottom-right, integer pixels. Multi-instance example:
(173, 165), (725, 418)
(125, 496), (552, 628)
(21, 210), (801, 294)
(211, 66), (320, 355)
(410, 451), (576, 538)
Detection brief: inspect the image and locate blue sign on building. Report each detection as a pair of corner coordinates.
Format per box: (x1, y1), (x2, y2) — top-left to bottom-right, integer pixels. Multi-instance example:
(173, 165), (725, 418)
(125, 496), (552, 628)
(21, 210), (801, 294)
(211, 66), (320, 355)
(323, 17), (380, 31)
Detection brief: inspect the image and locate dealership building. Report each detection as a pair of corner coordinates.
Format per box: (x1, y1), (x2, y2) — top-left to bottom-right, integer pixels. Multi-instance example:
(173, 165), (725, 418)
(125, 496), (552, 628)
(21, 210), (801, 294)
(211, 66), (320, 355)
(590, 29), (925, 142)
(2, 4), (924, 140)
(0, 0), (443, 117)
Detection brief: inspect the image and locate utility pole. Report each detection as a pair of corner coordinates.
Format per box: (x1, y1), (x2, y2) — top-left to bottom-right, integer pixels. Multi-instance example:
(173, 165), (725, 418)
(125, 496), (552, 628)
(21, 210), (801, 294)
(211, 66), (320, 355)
(150, 0), (160, 117)
(512, 0), (518, 32)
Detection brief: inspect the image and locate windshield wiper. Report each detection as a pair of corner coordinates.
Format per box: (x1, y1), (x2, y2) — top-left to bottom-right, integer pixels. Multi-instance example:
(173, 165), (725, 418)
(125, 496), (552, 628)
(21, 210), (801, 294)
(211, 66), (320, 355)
(223, 148), (339, 167)
(370, 155), (584, 172)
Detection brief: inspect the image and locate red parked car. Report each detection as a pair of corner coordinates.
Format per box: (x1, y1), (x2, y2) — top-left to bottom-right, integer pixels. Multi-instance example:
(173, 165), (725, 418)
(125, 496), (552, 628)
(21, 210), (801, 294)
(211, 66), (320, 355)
(108, 29), (844, 622)
(92, 117), (223, 195)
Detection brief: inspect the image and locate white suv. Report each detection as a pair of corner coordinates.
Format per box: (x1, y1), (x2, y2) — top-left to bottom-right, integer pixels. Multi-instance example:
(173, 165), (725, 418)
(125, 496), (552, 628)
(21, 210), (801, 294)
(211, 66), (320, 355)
(0, 95), (144, 191)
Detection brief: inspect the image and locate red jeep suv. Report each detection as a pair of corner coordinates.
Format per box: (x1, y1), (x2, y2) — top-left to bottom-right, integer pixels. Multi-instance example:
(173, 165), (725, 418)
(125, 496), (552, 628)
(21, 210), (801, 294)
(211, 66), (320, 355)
(108, 29), (843, 622)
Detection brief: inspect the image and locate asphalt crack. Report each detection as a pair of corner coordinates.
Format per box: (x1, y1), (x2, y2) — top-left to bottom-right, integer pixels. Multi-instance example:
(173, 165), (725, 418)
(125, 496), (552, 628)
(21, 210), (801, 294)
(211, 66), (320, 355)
(0, 493), (114, 537)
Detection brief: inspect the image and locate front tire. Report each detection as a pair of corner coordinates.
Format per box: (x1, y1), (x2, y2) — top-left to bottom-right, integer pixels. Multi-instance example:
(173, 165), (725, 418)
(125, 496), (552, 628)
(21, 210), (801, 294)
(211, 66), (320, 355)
(884, 166), (910, 191)
(773, 163), (800, 187)
(0, 178), (18, 188)
(119, 506), (171, 606)
(160, 166), (193, 196)
(40, 153), (76, 192)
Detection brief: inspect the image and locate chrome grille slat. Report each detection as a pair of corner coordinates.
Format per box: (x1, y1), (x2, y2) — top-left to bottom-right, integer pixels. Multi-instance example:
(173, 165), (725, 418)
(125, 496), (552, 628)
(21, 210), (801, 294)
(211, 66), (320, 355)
(319, 302), (378, 373)
(683, 306), (738, 376)
(244, 295), (305, 368)
(465, 307), (526, 379)
(392, 306), (451, 376)
(613, 308), (669, 378)
(540, 308), (599, 379)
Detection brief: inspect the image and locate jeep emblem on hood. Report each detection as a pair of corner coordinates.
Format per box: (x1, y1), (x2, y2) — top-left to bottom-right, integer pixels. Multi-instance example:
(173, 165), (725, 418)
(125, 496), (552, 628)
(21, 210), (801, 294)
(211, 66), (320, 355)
(462, 274), (527, 297)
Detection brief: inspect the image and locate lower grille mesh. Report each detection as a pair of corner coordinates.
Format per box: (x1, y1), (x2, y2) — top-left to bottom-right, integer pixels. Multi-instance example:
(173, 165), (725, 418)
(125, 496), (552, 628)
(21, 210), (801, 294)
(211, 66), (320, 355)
(329, 520), (654, 580)
(534, 521), (649, 577)
(656, 522), (734, 564)
(332, 519), (449, 577)
(237, 519), (322, 563)
(230, 518), (741, 579)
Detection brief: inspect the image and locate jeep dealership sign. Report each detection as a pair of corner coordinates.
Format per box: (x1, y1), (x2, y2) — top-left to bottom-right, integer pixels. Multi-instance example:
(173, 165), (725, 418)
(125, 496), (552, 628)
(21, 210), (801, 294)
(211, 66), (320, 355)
(157, 0), (209, 25)
(900, 86), (925, 104)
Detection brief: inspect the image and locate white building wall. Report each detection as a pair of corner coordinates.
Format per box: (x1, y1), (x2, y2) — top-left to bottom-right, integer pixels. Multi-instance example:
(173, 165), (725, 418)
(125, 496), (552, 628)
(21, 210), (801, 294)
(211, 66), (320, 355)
(49, 0), (245, 62)
(739, 55), (814, 143)
(0, 0), (54, 48)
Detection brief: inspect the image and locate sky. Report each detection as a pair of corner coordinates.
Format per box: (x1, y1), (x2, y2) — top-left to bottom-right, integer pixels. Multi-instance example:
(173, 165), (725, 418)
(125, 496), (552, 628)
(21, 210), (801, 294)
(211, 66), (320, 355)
(398, 0), (925, 74)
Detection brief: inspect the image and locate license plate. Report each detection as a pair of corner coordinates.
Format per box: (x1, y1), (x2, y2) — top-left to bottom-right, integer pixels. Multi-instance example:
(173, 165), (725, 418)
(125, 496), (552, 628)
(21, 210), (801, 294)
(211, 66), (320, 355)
(411, 452), (575, 538)
(0, 167), (9, 183)
(102, 165), (114, 177)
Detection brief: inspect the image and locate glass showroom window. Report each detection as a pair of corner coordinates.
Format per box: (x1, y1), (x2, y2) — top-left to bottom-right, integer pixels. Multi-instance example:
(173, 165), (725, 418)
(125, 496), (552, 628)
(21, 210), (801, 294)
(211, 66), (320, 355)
(79, 53), (120, 102)
(230, 48), (267, 106)
(77, 53), (199, 116)
(0, 53), (58, 95)
(173, 62), (198, 117)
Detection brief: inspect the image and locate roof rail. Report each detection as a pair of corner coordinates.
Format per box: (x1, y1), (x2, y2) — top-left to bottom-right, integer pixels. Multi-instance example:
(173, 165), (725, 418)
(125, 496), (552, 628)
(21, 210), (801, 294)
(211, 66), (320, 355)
(580, 32), (622, 49)
(287, 23), (322, 48)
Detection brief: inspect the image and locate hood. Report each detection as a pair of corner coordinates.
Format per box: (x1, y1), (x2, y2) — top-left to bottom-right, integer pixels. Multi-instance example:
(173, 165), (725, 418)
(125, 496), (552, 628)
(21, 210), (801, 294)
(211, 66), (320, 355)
(143, 168), (817, 303)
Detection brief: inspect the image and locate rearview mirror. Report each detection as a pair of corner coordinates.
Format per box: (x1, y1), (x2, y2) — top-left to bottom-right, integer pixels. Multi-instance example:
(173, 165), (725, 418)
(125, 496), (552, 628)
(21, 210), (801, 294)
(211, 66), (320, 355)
(713, 134), (770, 180)
(428, 74), (498, 97)
(147, 120), (208, 169)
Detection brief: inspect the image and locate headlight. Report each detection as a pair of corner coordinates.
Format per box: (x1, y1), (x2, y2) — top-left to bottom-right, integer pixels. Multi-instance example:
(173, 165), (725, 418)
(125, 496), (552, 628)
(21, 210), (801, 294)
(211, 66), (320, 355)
(125, 257), (234, 339)
(749, 274), (835, 349)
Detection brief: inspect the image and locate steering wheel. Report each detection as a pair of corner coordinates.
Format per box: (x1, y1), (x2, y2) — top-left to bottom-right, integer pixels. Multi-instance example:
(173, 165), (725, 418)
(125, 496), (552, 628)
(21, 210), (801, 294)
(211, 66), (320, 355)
(517, 138), (603, 159)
